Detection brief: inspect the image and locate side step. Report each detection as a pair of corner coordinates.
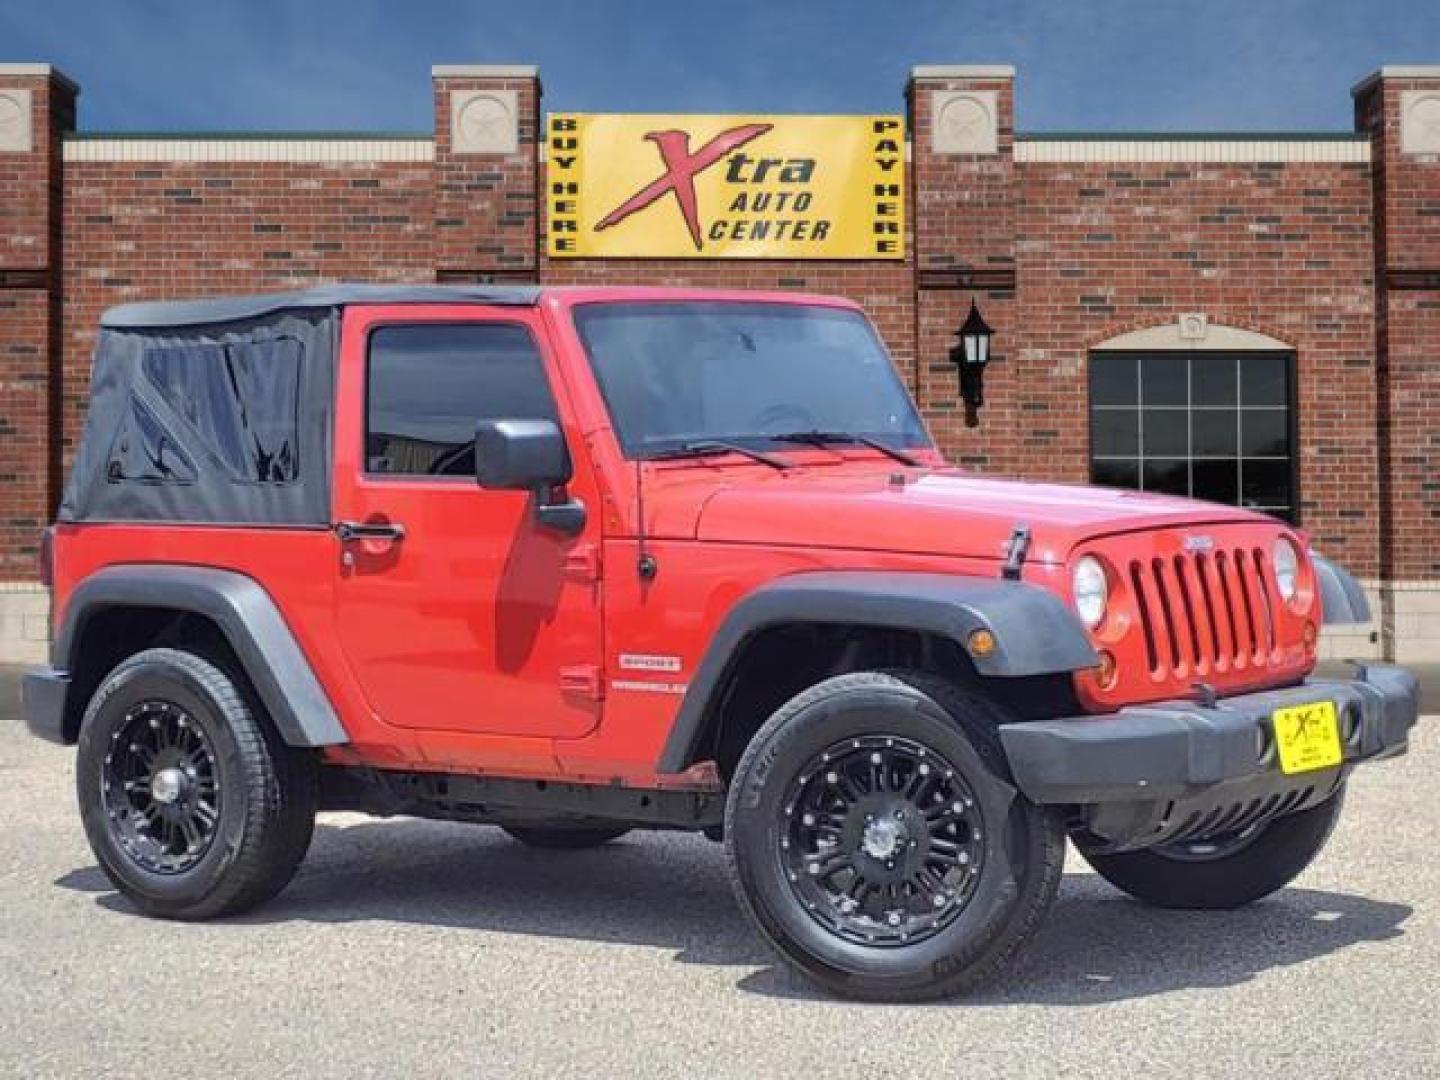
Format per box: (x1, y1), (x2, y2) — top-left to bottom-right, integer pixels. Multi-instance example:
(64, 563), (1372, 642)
(320, 766), (725, 831)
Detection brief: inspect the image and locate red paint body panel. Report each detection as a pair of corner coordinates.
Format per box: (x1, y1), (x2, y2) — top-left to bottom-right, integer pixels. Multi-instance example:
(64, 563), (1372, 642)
(50, 286), (1319, 785)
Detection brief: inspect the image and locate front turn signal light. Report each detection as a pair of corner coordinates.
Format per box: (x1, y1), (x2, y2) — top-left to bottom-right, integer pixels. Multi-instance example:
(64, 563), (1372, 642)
(1095, 649), (1118, 689)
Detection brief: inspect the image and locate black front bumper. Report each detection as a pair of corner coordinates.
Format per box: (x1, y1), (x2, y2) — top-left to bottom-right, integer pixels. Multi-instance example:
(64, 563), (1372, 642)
(22, 665), (71, 745)
(999, 664), (1419, 850)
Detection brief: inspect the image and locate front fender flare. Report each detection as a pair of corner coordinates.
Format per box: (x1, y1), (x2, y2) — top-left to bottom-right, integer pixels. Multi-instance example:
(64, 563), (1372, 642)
(53, 565), (348, 747)
(656, 571), (1098, 773)
(1311, 554), (1372, 626)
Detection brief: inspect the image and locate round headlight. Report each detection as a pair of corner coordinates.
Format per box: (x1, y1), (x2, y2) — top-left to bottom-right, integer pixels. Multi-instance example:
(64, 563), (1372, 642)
(1072, 556), (1108, 630)
(1272, 537), (1300, 605)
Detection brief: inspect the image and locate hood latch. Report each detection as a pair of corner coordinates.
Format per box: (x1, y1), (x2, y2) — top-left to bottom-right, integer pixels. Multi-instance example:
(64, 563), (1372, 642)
(1001, 524), (1031, 581)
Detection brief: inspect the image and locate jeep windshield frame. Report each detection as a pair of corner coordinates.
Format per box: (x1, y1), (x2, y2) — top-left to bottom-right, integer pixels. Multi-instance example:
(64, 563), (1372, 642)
(571, 300), (933, 460)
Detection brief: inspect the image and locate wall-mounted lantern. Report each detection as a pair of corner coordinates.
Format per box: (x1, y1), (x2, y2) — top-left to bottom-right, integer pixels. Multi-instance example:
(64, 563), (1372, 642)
(948, 300), (994, 428)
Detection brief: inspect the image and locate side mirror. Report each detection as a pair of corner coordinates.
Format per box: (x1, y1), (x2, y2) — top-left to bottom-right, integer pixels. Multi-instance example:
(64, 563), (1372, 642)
(474, 419), (584, 534)
(475, 418), (572, 490)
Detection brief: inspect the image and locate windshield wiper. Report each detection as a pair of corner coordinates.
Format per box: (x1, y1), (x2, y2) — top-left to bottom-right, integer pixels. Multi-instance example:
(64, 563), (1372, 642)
(769, 430), (921, 467)
(643, 440), (790, 470)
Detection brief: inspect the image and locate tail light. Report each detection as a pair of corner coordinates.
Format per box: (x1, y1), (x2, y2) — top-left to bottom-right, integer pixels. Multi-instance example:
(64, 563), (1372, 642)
(38, 525), (54, 589)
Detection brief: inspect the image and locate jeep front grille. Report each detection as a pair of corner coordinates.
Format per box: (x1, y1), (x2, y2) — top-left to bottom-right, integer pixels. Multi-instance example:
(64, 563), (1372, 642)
(1128, 546), (1279, 678)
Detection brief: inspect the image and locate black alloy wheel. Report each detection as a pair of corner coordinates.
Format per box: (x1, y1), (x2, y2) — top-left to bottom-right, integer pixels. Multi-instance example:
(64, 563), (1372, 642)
(779, 735), (986, 946)
(101, 700), (221, 874)
(77, 648), (318, 920)
(726, 670), (1066, 1002)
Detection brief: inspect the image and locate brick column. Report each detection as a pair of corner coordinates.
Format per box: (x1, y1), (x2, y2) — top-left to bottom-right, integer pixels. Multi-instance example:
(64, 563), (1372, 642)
(908, 65), (1017, 468)
(0, 64), (75, 661)
(431, 65), (541, 282)
(1354, 66), (1440, 662)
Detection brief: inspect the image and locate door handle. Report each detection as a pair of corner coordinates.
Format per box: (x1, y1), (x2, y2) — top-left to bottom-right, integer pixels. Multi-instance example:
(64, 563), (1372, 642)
(334, 520), (406, 544)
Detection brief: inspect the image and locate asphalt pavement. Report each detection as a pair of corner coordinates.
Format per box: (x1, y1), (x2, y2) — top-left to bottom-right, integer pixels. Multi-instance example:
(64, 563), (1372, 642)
(1, 665), (1436, 1079)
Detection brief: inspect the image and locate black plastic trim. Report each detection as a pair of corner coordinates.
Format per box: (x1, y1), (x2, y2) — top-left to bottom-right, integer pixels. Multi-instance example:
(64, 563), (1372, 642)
(1312, 553), (1372, 625)
(21, 666), (70, 744)
(656, 571), (1099, 772)
(52, 565), (347, 747)
(999, 663), (1417, 807)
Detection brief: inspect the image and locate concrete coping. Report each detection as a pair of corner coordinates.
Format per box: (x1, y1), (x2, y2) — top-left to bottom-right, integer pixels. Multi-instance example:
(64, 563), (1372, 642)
(1351, 65), (1440, 95)
(0, 62), (79, 93)
(910, 64), (1015, 81)
(431, 64), (539, 79)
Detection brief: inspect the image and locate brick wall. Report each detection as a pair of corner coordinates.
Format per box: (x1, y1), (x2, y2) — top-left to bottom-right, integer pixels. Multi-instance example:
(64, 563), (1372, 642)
(1355, 69), (1440, 659)
(0, 68), (73, 584)
(0, 60), (1435, 660)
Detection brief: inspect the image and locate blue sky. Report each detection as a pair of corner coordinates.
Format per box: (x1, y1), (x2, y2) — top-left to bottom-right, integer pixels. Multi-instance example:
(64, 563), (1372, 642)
(3, 0), (1436, 133)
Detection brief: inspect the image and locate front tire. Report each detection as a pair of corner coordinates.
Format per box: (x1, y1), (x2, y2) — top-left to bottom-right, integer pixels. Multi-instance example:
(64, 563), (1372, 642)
(725, 671), (1065, 1002)
(1077, 788), (1346, 909)
(76, 648), (317, 920)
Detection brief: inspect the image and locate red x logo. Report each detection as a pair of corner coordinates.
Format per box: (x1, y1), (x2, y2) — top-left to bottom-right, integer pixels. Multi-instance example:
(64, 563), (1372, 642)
(595, 123), (773, 251)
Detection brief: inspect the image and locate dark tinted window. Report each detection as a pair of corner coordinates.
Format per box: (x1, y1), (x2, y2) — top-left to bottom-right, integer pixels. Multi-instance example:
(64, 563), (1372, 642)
(1089, 350), (1296, 522)
(367, 324), (556, 476)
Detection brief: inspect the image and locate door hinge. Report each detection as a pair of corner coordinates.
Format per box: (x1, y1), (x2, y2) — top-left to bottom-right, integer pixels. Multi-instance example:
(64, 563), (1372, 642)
(560, 664), (605, 701)
(563, 543), (601, 583)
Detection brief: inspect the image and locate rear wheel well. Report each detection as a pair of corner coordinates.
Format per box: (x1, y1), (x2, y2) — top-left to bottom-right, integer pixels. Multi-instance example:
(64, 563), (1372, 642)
(63, 606), (252, 742)
(698, 623), (1081, 781)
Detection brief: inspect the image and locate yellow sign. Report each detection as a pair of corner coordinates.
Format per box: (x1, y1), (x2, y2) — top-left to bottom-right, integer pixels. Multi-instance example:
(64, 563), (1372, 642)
(547, 113), (905, 260)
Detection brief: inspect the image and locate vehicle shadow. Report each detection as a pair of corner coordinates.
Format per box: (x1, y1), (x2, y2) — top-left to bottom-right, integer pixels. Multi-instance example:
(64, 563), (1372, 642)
(56, 818), (1411, 1006)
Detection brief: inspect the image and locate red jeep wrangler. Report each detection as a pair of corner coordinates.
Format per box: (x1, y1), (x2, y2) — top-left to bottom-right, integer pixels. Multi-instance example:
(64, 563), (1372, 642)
(24, 285), (1418, 1000)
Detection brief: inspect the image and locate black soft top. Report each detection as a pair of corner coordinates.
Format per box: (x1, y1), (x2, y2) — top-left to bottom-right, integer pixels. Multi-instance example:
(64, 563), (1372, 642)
(101, 284), (541, 329)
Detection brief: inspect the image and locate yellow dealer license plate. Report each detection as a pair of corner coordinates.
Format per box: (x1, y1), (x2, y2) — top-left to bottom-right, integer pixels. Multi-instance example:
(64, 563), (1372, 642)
(1272, 701), (1343, 775)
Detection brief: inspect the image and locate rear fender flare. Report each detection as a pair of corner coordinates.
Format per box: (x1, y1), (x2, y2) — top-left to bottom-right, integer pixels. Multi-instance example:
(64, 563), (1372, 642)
(656, 571), (1098, 773)
(53, 565), (347, 747)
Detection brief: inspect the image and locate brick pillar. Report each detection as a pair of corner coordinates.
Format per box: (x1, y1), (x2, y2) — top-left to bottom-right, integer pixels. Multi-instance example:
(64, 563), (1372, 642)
(0, 64), (75, 661)
(1354, 66), (1440, 662)
(908, 65), (1018, 469)
(431, 65), (541, 282)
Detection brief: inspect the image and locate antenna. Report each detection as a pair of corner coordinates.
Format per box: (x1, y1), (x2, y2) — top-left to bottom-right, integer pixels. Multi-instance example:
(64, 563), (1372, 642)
(635, 456), (657, 581)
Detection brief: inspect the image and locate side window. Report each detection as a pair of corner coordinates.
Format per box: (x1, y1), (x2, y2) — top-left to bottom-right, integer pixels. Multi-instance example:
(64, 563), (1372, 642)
(137, 337), (302, 483)
(366, 323), (558, 477)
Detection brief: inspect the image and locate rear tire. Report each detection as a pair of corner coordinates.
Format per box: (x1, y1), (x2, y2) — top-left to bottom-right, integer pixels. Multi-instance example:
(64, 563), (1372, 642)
(502, 825), (630, 849)
(76, 648), (317, 920)
(725, 670), (1065, 1002)
(1077, 787), (1346, 909)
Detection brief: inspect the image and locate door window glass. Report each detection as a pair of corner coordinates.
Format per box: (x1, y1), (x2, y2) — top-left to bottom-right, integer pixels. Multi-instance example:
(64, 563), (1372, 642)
(366, 324), (557, 476)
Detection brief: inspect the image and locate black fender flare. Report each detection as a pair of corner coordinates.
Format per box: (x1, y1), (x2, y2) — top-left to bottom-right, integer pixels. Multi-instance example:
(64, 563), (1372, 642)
(1311, 553), (1372, 625)
(53, 565), (348, 747)
(656, 571), (1098, 773)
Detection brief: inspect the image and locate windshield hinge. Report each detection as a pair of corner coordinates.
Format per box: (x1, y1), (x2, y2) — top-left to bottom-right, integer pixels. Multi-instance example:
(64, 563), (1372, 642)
(1001, 524), (1031, 581)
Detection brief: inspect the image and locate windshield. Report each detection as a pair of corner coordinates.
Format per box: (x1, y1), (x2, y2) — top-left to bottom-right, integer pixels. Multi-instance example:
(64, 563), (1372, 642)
(573, 302), (932, 458)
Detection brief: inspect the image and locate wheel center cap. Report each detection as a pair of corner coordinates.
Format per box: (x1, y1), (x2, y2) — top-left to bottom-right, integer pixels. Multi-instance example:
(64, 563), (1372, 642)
(150, 767), (187, 805)
(861, 816), (904, 860)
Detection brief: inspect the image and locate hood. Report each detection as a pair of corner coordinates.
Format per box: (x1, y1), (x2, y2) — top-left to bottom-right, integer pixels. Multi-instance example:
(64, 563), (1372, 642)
(674, 466), (1274, 564)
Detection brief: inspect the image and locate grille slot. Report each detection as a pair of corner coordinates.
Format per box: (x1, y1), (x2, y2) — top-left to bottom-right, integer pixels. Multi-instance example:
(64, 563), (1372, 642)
(1129, 543), (1281, 679)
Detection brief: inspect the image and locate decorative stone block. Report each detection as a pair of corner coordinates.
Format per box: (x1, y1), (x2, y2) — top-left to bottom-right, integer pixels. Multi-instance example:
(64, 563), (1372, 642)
(1178, 313), (1208, 340)
(0, 87), (33, 153)
(1400, 90), (1440, 155)
(931, 90), (998, 155)
(450, 88), (519, 155)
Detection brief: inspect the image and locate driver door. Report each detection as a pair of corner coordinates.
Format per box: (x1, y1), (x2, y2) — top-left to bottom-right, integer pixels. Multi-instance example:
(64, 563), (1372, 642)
(330, 305), (602, 739)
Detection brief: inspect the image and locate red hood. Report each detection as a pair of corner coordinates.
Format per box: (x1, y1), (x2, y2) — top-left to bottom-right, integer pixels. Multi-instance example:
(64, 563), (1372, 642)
(646, 464), (1276, 563)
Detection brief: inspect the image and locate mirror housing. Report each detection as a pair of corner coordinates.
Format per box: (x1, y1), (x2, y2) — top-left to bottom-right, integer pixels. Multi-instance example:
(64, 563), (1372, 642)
(474, 419), (585, 535)
(475, 418), (572, 491)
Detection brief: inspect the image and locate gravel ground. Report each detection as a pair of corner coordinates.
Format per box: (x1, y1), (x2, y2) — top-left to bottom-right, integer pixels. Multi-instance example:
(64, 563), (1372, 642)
(1, 666), (1435, 1080)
